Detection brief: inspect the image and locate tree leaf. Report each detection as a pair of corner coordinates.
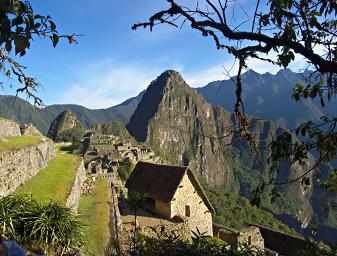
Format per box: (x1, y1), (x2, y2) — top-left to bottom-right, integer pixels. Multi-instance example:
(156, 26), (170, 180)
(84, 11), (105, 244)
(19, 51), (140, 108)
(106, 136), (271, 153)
(52, 33), (59, 47)
(14, 36), (28, 55)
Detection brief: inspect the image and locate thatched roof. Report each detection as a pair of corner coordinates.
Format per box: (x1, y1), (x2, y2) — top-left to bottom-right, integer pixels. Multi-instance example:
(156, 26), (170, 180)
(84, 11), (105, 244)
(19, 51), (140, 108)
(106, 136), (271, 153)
(125, 161), (215, 213)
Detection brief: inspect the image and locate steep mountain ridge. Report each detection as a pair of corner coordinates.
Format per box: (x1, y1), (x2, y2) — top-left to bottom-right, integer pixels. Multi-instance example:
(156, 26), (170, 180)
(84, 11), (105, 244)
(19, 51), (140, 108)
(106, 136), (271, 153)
(127, 70), (233, 186)
(126, 70), (336, 243)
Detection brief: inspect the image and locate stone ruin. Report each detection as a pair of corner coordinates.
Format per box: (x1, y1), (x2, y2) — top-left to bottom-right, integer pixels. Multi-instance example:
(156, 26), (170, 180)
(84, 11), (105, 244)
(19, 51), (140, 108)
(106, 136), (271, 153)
(0, 118), (21, 137)
(213, 224), (264, 252)
(83, 132), (159, 180)
(20, 123), (43, 136)
(81, 178), (95, 195)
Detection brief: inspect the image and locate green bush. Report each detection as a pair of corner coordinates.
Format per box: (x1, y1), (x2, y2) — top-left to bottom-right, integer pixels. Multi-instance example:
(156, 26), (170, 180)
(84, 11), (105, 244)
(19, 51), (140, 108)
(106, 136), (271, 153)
(117, 161), (135, 181)
(0, 194), (83, 255)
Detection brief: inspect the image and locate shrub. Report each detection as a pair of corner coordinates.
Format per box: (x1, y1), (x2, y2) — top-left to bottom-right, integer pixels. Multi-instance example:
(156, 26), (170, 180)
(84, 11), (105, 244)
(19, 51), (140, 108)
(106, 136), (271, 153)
(118, 161), (135, 181)
(0, 194), (83, 255)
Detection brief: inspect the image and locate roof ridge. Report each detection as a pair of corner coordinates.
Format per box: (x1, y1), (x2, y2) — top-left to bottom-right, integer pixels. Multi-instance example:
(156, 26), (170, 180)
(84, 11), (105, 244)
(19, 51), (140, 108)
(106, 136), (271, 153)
(138, 160), (189, 170)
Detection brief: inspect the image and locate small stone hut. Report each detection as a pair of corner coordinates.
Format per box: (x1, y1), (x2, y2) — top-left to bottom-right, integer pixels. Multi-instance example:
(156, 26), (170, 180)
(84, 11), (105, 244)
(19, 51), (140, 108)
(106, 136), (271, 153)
(213, 224), (264, 252)
(125, 161), (215, 236)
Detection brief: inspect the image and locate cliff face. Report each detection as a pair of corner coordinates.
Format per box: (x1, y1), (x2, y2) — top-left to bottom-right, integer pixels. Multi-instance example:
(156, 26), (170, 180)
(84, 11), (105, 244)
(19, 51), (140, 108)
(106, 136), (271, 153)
(47, 111), (85, 141)
(127, 71), (233, 186)
(127, 70), (321, 234)
(0, 138), (55, 197)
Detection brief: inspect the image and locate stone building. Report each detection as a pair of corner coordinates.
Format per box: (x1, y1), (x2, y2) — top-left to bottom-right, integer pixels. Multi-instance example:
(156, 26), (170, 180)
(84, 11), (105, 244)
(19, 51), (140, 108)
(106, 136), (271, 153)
(125, 161), (215, 236)
(213, 224), (264, 252)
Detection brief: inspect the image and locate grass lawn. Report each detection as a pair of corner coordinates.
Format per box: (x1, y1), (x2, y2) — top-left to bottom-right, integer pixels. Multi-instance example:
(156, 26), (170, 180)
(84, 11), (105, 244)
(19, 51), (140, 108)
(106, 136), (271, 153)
(15, 152), (82, 204)
(0, 136), (43, 150)
(78, 179), (110, 256)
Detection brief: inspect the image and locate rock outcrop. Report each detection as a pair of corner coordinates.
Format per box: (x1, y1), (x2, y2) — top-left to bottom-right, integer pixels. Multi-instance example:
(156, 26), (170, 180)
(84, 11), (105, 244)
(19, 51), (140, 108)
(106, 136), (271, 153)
(20, 123), (43, 136)
(0, 118), (21, 137)
(0, 138), (55, 197)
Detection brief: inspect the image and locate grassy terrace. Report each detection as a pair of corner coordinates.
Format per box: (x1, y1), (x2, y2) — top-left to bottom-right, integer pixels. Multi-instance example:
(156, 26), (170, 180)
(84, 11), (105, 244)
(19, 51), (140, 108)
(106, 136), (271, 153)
(15, 149), (82, 204)
(0, 136), (43, 150)
(79, 179), (110, 256)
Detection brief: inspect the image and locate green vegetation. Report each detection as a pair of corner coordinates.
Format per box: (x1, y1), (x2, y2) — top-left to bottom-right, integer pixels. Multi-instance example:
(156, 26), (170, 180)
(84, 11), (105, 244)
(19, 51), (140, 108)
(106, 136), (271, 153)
(78, 179), (110, 256)
(0, 136), (43, 150)
(203, 183), (298, 236)
(0, 95), (140, 135)
(0, 194), (83, 255)
(56, 123), (86, 142)
(15, 152), (82, 204)
(55, 123), (86, 152)
(93, 120), (135, 141)
(118, 161), (135, 181)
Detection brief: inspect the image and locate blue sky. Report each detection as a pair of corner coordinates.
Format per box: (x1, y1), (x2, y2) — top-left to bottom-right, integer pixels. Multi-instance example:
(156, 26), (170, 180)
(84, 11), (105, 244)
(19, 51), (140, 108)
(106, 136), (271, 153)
(1, 0), (307, 109)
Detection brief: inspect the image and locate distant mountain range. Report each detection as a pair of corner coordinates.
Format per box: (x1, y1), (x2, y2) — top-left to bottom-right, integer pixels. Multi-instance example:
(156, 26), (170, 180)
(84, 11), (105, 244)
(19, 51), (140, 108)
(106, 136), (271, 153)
(0, 91), (144, 134)
(0, 69), (335, 136)
(197, 69), (336, 129)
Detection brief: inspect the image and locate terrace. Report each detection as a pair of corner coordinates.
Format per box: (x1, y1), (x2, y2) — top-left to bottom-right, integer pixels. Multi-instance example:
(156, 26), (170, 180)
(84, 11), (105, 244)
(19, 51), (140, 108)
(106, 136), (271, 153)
(15, 147), (82, 204)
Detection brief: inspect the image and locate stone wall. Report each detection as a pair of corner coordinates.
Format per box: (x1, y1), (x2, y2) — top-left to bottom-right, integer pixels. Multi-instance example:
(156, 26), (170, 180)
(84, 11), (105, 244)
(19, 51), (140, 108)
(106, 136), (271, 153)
(0, 119), (21, 137)
(110, 183), (123, 240)
(66, 160), (86, 212)
(140, 222), (191, 241)
(170, 172), (213, 236)
(237, 226), (264, 250)
(252, 224), (310, 256)
(213, 224), (264, 252)
(0, 138), (55, 197)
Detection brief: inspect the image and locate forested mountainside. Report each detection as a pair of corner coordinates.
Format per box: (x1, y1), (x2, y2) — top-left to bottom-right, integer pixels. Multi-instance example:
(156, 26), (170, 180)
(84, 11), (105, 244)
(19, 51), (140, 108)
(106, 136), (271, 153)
(1, 69), (336, 243)
(0, 91), (144, 135)
(47, 111), (86, 141)
(92, 119), (135, 142)
(1, 69), (335, 135)
(127, 70), (337, 244)
(197, 69), (336, 129)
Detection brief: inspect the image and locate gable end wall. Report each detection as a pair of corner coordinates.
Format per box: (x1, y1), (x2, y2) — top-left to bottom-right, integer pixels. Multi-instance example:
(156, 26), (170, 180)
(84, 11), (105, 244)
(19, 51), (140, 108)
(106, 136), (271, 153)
(171, 173), (213, 236)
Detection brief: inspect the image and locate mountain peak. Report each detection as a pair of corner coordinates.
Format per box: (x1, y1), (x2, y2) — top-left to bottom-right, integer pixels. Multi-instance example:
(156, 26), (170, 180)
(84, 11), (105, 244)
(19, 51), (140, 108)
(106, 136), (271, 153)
(152, 70), (184, 88)
(47, 110), (83, 141)
(160, 69), (181, 77)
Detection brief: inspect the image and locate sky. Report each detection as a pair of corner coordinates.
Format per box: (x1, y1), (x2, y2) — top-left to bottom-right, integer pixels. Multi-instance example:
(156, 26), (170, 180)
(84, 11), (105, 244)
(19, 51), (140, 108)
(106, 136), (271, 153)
(1, 0), (308, 109)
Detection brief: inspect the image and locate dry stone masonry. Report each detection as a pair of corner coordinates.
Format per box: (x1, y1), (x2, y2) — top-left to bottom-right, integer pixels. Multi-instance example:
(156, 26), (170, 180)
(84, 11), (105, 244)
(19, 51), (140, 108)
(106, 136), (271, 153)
(66, 160), (86, 212)
(0, 118), (21, 137)
(0, 138), (55, 197)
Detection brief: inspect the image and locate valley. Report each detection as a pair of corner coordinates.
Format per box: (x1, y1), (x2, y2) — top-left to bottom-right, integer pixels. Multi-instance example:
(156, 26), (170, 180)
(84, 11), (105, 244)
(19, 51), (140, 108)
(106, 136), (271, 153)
(0, 69), (336, 254)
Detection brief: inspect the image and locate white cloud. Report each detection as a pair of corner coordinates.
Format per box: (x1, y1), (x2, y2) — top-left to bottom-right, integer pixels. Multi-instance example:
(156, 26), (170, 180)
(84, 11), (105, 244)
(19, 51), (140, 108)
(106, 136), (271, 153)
(184, 50), (313, 88)
(183, 64), (234, 88)
(60, 62), (161, 109)
(60, 49), (311, 109)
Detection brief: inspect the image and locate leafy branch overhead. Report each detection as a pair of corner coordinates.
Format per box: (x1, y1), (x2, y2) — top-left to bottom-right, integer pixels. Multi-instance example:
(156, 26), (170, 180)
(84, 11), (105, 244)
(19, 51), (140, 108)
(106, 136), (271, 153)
(133, 0), (337, 197)
(0, 0), (78, 106)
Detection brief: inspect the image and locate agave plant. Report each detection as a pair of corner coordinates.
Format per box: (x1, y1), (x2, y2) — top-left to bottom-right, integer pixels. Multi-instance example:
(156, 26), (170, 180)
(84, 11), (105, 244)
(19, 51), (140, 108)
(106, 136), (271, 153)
(0, 194), (83, 255)
(26, 201), (83, 254)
